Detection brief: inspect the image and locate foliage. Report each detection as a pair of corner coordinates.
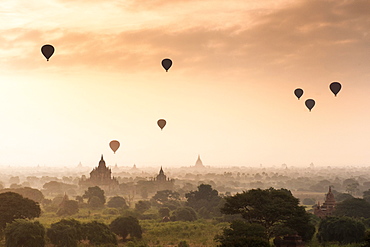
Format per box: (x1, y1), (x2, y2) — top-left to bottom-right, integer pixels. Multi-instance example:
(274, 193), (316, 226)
(215, 220), (270, 247)
(173, 207), (197, 221)
(0, 187), (44, 203)
(0, 192), (41, 229)
(334, 192), (354, 202)
(363, 189), (370, 203)
(56, 200), (79, 216)
(47, 219), (82, 247)
(221, 187), (314, 241)
(159, 207), (170, 218)
(88, 196), (104, 208)
(135, 200), (151, 213)
(152, 190), (180, 205)
(334, 198), (370, 218)
(107, 196), (128, 209)
(317, 216), (365, 244)
(302, 198), (315, 205)
(185, 184), (223, 218)
(83, 186), (106, 204)
(5, 219), (45, 247)
(110, 216), (142, 241)
(43, 181), (77, 196)
(81, 221), (117, 245)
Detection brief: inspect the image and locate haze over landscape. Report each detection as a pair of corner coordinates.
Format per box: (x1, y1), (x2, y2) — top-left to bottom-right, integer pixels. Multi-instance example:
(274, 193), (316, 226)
(1, 0), (370, 168)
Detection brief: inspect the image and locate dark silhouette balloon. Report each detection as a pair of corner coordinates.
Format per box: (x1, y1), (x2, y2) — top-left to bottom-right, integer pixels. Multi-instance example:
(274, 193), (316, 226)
(161, 58), (172, 72)
(157, 119), (166, 130)
(294, 88), (304, 100)
(305, 99), (315, 112)
(330, 82), (342, 97)
(109, 140), (120, 154)
(41, 44), (55, 61)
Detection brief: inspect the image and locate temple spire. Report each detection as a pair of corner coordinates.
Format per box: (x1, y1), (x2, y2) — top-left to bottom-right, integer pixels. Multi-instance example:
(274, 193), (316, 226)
(98, 155), (106, 168)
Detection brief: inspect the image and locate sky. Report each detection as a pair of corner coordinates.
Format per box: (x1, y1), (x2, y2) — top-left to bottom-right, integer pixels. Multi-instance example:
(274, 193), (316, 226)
(0, 0), (370, 168)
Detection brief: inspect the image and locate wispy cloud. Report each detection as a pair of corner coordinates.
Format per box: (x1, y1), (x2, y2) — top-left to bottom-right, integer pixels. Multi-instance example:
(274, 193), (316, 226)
(1, 0), (369, 78)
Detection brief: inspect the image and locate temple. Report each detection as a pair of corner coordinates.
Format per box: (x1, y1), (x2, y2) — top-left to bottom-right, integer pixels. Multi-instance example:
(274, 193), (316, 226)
(194, 155), (205, 168)
(152, 167), (174, 190)
(79, 155), (119, 194)
(314, 186), (336, 218)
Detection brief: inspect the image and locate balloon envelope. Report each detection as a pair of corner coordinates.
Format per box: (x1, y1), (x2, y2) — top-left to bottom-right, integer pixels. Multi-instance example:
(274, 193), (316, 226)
(294, 88), (304, 100)
(109, 140), (120, 154)
(41, 44), (55, 61)
(330, 82), (342, 96)
(161, 58), (172, 72)
(157, 119), (166, 130)
(305, 99), (315, 112)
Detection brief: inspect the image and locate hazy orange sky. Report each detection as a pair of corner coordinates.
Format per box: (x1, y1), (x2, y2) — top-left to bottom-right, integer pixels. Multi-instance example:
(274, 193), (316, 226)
(1, 0), (370, 168)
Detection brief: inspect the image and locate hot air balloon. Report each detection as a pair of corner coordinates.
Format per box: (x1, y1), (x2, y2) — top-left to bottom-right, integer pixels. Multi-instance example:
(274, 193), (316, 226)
(157, 119), (166, 130)
(305, 99), (315, 112)
(109, 140), (120, 154)
(161, 58), (172, 72)
(330, 82), (342, 97)
(294, 88), (304, 100)
(41, 44), (55, 61)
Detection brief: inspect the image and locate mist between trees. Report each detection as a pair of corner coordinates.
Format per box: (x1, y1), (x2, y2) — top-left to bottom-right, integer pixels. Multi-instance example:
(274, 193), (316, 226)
(1, 164), (370, 246)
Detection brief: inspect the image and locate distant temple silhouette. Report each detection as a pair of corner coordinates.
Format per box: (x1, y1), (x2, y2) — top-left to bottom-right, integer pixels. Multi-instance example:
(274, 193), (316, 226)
(314, 186), (336, 217)
(194, 155), (205, 168)
(79, 155), (119, 193)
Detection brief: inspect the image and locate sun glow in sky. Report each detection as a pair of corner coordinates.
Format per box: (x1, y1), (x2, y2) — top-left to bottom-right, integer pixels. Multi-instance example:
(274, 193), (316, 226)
(1, 0), (370, 167)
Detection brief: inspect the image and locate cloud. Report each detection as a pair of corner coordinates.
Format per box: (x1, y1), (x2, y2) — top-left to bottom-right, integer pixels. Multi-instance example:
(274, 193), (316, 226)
(1, 0), (369, 80)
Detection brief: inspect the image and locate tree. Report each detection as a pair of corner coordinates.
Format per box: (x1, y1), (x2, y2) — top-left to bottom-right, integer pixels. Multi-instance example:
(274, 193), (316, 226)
(0, 187), (44, 203)
(88, 196), (104, 208)
(152, 190), (180, 204)
(159, 207), (170, 218)
(56, 200), (79, 216)
(83, 186), (106, 204)
(0, 192), (41, 230)
(221, 188), (315, 241)
(173, 207), (197, 221)
(302, 198), (315, 205)
(107, 196), (128, 209)
(215, 220), (270, 247)
(363, 189), (370, 203)
(135, 200), (151, 213)
(317, 216), (365, 244)
(82, 221), (117, 245)
(185, 184), (223, 218)
(110, 216), (142, 241)
(5, 219), (45, 247)
(334, 198), (370, 218)
(47, 219), (82, 247)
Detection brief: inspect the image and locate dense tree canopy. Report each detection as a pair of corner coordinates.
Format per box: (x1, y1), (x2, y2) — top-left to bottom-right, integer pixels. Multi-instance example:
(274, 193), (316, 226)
(0, 192), (41, 229)
(334, 198), (370, 218)
(82, 221), (117, 245)
(0, 187), (44, 203)
(5, 219), (45, 247)
(107, 196), (128, 209)
(215, 220), (270, 247)
(110, 216), (142, 241)
(173, 207), (198, 222)
(56, 200), (79, 216)
(185, 184), (223, 218)
(83, 186), (106, 204)
(135, 200), (151, 213)
(152, 190), (180, 204)
(221, 188), (314, 241)
(317, 216), (365, 244)
(47, 219), (82, 247)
